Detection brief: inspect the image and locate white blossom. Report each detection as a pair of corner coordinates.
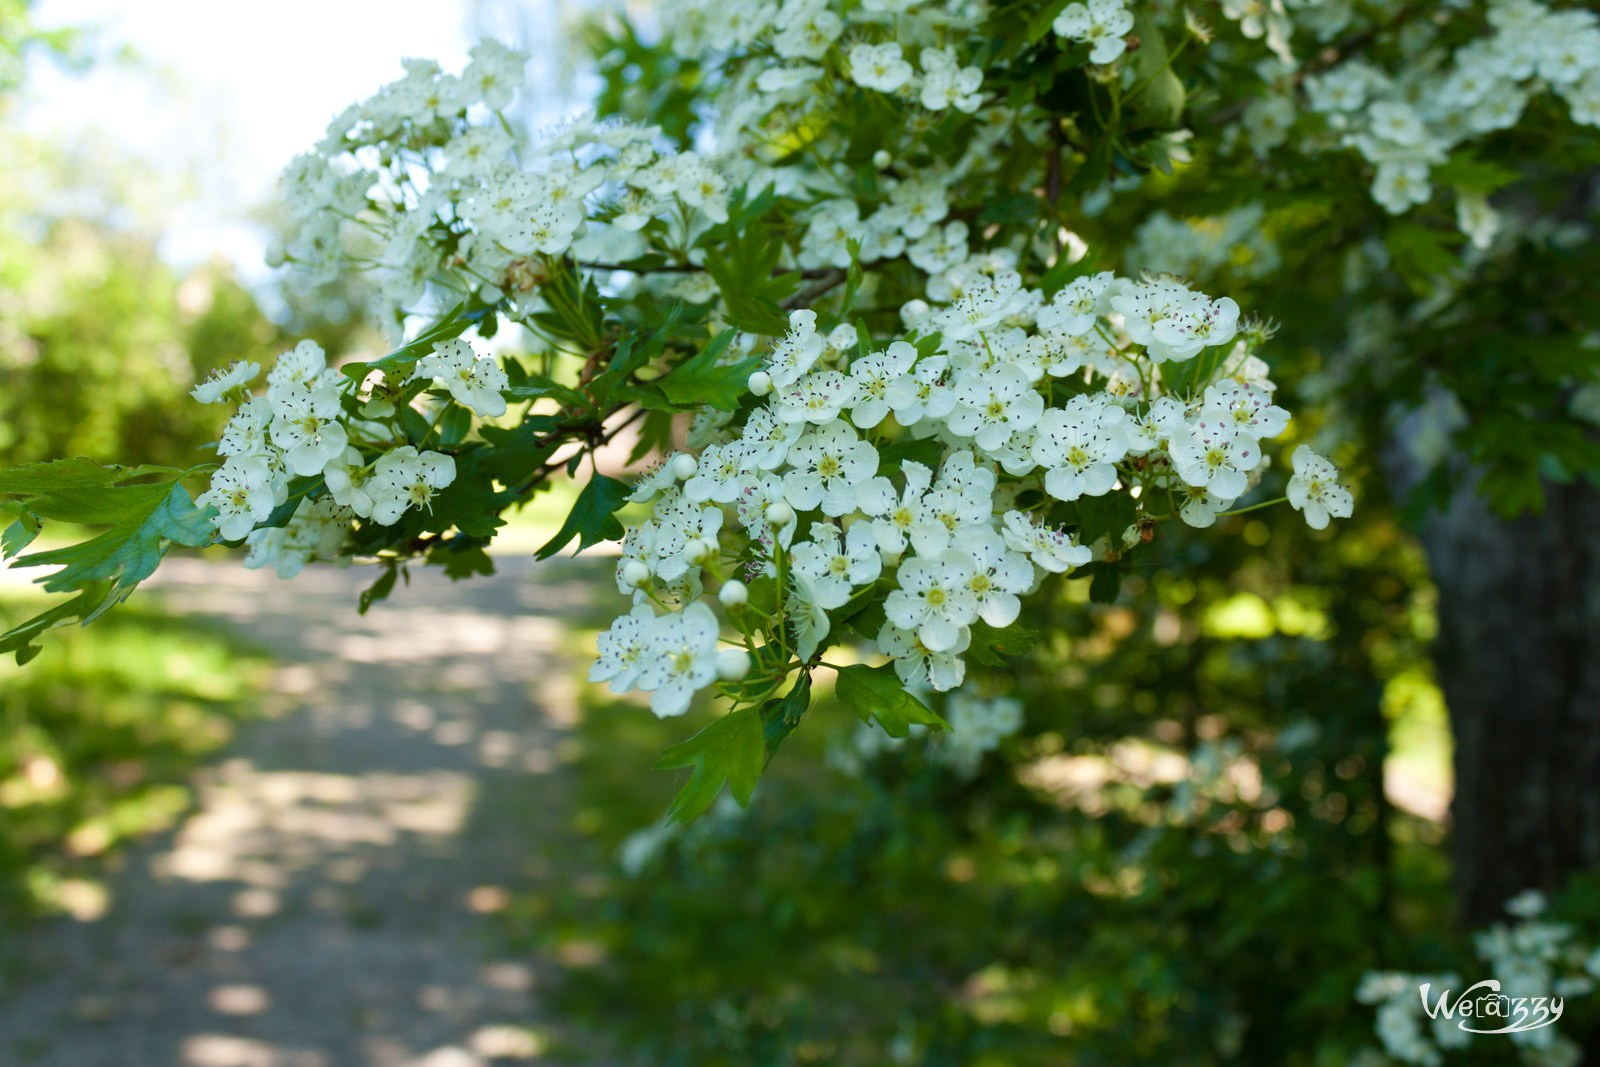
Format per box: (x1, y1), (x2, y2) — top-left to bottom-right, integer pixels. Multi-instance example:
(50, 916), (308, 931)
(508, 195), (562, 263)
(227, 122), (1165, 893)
(1286, 445), (1354, 530)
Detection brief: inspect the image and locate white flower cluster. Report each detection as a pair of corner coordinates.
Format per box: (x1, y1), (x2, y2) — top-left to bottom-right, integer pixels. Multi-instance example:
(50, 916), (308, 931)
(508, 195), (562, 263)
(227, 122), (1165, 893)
(1355, 970), (1470, 1067)
(661, 0), (987, 113)
(1357, 890), (1600, 1067)
(191, 339), (473, 572)
(594, 256), (1351, 717)
(276, 40), (740, 322)
(844, 43), (984, 112)
(1300, 0), (1600, 232)
(589, 602), (752, 717)
(636, 0), (1039, 283)
(1053, 0), (1135, 65)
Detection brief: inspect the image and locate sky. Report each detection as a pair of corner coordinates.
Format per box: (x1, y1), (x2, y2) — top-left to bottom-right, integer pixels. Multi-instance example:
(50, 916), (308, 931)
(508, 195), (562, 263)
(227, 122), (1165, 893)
(20, 0), (588, 281)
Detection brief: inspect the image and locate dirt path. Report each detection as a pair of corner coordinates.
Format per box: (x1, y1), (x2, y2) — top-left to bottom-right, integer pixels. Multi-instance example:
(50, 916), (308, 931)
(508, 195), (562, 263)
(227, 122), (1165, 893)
(0, 555), (609, 1067)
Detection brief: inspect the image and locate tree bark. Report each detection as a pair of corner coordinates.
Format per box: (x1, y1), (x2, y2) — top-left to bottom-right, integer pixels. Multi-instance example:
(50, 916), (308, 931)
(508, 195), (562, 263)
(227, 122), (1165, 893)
(1420, 477), (1600, 926)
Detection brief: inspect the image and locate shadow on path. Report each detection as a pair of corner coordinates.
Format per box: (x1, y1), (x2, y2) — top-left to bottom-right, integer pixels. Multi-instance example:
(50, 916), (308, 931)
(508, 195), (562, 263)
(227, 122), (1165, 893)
(0, 556), (610, 1067)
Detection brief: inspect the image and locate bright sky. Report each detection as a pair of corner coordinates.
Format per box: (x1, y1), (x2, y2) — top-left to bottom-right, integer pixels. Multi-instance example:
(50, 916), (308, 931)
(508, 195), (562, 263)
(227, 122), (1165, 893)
(21, 0), (586, 280)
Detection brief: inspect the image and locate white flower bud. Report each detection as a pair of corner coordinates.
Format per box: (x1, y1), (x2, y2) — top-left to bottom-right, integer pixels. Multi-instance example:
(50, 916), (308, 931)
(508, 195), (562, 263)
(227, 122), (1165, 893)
(764, 500), (794, 528)
(716, 648), (751, 681)
(900, 298), (932, 331)
(685, 537), (718, 565)
(264, 238), (286, 269)
(718, 579), (748, 607)
(872, 150), (892, 169)
(671, 453), (698, 480)
(748, 370), (773, 396)
(621, 560), (651, 588)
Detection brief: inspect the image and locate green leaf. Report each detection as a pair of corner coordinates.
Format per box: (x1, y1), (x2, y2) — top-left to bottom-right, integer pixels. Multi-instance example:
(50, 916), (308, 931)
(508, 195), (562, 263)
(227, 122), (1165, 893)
(912, 333), (944, 359)
(1089, 563), (1122, 603)
(1432, 153), (1521, 195)
(759, 671), (813, 761)
(13, 478), (214, 602)
(0, 457), (177, 493)
(0, 581), (113, 663)
(1386, 223), (1464, 294)
(479, 415), (563, 482)
(1127, 12), (1186, 130)
(1038, 244), (1102, 298)
(398, 405), (433, 445)
(1161, 346), (1227, 399)
(439, 404), (473, 447)
(589, 303), (685, 405)
(981, 194), (1042, 225)
(0, 460), (218, 655)
(256, 476), (324, 531)
(1025, 0), (1072, 42)
(967, 620), (1040, 667)
(745, 576), (779, 617)
(876, 436), (944, 477)
(342, 299), (499, 379)
(1075, 492), (1138, 545)
(835, 663), (948, 738)
(650, 328), (761, 412)
(433, 543), (496, 580)
(2, 506), (41, 557)
(501, 375), (589, 409)
(655, 707), (766, 821)
(535, 473), (631, 559)
(702, 225), (798, 336)
(358, 563), (400, 615)
(626, 409), (676, 467)
(839, 239), (865, 318)
(422, 450), (512, 539)
(847, 597), (888, 644)
(1068, 136), (1113, 197)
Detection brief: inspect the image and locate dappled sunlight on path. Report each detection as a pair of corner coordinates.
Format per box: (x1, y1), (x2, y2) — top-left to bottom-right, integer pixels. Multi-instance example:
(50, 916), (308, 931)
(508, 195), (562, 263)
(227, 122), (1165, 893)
(0, 557), (607, 1066)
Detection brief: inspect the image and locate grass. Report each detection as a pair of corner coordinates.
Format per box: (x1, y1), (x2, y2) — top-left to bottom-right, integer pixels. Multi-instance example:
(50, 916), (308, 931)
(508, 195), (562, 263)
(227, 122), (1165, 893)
(0, 591), (268, 929)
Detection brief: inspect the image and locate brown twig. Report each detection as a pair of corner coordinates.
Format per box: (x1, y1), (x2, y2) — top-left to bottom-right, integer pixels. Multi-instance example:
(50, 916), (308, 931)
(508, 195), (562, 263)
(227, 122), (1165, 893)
(780, 268), (848, 310)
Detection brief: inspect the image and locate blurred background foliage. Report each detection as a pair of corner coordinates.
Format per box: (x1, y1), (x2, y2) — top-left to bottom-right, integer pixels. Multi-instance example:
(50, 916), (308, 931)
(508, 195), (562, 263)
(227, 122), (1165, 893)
(0, 128), (378, 469)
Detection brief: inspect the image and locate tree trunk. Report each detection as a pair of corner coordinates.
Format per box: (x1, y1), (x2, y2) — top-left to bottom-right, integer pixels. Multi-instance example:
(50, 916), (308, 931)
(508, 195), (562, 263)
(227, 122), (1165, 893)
(1421, 477), (1600, 926)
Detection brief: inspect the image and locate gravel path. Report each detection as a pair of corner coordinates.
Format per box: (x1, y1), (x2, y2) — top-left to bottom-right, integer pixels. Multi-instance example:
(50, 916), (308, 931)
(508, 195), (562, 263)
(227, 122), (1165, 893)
(0, 555), (609, 1067)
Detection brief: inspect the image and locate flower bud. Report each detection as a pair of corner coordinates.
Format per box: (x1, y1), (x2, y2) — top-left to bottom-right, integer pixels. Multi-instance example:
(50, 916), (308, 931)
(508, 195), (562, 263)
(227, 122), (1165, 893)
(748, 370), (773, 396)
(718, 579), (749, 607)
(621, 560), (651, 588)
(764, 500), (794, 528)
(872, 150), (892, 170)
(716, 648), (751, 681)
(900, 299), (932, 331)
(264, 238), (286, 269)
(671, 453), (698, 480)
(686, 537), (718, 565)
